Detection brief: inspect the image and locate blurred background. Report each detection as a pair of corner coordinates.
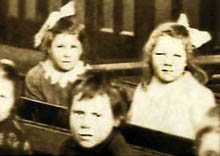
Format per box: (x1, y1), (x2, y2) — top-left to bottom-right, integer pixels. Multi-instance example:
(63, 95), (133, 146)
(1, 0), (220, 95)
(0, 1), (219, 155)
(1, 0), (220, 86)
(1, 0), (220, 63)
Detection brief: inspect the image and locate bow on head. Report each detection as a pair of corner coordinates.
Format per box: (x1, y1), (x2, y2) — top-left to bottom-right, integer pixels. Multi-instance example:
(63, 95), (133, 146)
(177, 13), (211, 48)
(34, 1), (76, 47)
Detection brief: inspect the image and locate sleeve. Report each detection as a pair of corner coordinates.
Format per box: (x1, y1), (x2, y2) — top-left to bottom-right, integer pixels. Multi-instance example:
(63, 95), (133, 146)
(25, 65), (45, 101)
(191, 87), (216, 131)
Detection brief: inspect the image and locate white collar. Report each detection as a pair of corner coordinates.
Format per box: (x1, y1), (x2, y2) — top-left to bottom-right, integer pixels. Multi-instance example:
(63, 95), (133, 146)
(41, 60), (89, 88)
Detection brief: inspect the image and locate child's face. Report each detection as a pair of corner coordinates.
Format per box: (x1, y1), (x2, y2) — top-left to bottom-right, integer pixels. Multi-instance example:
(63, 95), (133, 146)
(198, 131), (220, 156)
(49, 33), (82, 71)
(0, 76), (14, 121)
(69, 94), (117, 148)
(152, 35), (187, 82)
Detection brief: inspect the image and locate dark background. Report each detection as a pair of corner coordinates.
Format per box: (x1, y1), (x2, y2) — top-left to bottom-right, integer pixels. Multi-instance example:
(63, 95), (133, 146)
(1, 0), (220, 64)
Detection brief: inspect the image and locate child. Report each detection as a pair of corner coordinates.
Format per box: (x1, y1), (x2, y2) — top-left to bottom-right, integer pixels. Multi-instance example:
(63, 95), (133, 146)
(25, 15), (89, 107)
(0, 59), (32, 155)
(195, 105), (220, 156)
(59, 71), (133, 156)
(128, 21), (216, 139)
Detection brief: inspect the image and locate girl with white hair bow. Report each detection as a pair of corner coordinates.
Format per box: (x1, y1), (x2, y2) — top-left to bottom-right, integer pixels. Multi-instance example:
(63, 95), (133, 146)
(25, 1), (90, 108)
(128, 14), (216, 139)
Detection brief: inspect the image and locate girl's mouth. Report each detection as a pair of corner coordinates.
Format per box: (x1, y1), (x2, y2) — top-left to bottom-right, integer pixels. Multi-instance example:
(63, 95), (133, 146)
(79, 134), (93, 140)
(161, 69), (173, 72)
(62, 61), (71, 63)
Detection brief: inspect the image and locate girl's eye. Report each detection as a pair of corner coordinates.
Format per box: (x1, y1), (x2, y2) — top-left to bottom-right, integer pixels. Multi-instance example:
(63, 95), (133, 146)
(155, 52), (165, 56)
(0, 94), (6, 98)
(56, 45), (64, 48)
(173, 54), (181, 57)
(73, 110), (84, 116)
(92, 113), (101, 118)
(71, 45), (77, 48)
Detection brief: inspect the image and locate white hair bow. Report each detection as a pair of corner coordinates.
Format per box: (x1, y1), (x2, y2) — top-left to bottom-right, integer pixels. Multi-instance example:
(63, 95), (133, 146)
(177, 13), (211, 48)
(34, 1), (76, 47)
(0, 59), (15, 67)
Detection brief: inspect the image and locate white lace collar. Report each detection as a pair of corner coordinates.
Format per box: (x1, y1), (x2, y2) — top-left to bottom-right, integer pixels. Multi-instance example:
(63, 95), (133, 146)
(41, 60), (89, 88)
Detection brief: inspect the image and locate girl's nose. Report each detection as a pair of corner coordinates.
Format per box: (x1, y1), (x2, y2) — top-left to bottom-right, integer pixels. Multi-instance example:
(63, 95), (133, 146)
(164, 55), (173, 66)
(63, 49), (73, 57)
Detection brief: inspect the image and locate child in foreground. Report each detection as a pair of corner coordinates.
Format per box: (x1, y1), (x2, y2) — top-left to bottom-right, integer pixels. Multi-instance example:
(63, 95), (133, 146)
(0, 59), (32, 155)
(59, 71), (133, 156)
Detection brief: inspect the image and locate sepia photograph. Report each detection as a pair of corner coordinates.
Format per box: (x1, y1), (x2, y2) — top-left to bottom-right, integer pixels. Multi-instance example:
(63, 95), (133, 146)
(0, 0), (219, 155)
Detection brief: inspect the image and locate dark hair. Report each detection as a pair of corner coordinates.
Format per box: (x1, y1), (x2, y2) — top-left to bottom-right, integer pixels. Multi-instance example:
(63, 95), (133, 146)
(142, 22), (208, 86)
(0, 59), (21, 114)
(69, 71), (130, 125)
(40, 15), (86, 57)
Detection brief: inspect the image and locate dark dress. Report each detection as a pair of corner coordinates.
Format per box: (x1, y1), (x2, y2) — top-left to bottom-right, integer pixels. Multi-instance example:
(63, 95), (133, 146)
(0, 116), (32, 155)
(59, 129), (133, 156)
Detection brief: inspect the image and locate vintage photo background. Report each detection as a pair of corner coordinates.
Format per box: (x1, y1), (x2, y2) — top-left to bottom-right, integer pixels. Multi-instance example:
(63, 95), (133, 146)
(0, 0), (220, 155)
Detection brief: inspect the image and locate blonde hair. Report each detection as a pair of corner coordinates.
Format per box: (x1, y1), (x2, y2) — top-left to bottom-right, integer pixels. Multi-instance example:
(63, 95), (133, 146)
(142, 22), (207, 86)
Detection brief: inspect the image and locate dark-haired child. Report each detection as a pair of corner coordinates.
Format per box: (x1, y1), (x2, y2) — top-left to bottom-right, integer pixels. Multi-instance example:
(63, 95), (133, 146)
(59, 71), (133, 156)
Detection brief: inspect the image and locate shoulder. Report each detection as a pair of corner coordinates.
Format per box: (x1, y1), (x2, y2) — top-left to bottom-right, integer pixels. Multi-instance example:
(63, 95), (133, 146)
(25, 62), (45, 85)
(183, 73), (216, 113)
(108, 130), (133, 156)
(131, 83), (148, 104)
(185, 72), (214, 99)
(26, 63), (44, 78)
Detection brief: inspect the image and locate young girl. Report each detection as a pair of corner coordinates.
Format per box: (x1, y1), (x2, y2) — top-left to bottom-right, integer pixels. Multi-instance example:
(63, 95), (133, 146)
(25, 15), (89, 107)
(128, 22), (216, 139)
(0, 59), (32, 155)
